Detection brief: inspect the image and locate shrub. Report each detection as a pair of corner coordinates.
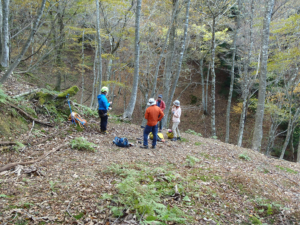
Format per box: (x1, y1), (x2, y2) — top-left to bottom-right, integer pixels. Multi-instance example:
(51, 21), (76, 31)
(70, 137), (96, 152)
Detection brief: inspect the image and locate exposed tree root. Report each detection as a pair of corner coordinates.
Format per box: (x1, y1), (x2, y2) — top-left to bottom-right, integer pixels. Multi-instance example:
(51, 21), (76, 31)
(0, 144), (67, 172)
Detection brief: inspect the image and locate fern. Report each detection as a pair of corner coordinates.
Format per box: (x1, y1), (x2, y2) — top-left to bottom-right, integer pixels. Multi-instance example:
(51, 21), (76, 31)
(70, 137), (96, 152)
(185, 155), (200, 167)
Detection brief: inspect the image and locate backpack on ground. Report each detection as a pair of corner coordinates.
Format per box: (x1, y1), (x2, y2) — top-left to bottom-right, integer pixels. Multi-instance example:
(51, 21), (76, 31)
(113, 137), (129, 147)
(68, 112), (87, 128)
(149, 132), (165, 142)
(167, 129), (174, 139)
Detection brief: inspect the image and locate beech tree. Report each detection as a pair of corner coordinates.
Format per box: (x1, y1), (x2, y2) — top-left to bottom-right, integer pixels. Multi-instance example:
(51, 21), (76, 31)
(0, 0), (47, 84)
(252, 0), (275, 151)
(123, 0), (142, 119)
(1, 0), (9, 68)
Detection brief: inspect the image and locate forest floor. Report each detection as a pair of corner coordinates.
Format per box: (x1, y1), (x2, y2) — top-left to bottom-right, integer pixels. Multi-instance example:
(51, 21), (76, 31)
(1, 116), (300, 225)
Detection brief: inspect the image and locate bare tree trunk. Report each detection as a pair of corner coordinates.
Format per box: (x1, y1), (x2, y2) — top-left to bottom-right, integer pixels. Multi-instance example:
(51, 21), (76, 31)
(210, 16), (217, 137)
(90, 42), (98, 108)
(1, 0), (9, 68)
(81, 30), (85, 105)
(123, 0), (142, 118)
(297, 136), (300, 163)
(225, 0), (241, 143)
(252, 0), (275, 151)
(0, 0), (3, 60)
(205, 63), (210, 115)
(0, 0), (46, 84)
(280, 108), (300, 159)
(200, 58), (205, 112)
(163, 0), (178, 103)
(54, 6), (65, 92)
(96, 0), (103, 97)
(164, 0), (191, 127)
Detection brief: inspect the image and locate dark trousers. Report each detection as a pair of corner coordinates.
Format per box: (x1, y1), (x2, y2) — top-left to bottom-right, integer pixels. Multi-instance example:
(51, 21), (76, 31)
(143, 125), (158, 147)
(98, 110), (108, 131)
(159, 118), (163, 130)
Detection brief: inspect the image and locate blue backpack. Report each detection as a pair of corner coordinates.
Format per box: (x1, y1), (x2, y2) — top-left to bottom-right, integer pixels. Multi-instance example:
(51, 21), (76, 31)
(113, 137), (129, 147)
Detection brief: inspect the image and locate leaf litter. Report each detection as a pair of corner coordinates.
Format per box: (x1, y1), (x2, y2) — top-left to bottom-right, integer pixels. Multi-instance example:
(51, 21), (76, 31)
(0, 118), (300, 224)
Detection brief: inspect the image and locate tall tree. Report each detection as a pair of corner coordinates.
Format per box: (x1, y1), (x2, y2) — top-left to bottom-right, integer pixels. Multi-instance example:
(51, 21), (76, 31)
(1, 0), (9, 68)
(96, 0), (103, 100)
(163, 0), (191, 126)
(252, 0), (275, 151)
(0, 0), (47, 84)
(123, 0), (142, 119)
(225, 0), (241, 143)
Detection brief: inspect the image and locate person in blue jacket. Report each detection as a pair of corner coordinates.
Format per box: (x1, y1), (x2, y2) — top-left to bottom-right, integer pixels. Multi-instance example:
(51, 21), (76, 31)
(98, 86), (112, 134)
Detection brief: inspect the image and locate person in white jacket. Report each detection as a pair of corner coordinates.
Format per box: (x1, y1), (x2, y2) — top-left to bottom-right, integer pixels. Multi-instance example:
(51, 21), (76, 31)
(171, 100), (181, 141)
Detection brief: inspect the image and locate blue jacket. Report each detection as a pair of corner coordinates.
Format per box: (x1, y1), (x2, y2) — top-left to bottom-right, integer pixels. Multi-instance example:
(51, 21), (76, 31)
(98, 94), (110, 110)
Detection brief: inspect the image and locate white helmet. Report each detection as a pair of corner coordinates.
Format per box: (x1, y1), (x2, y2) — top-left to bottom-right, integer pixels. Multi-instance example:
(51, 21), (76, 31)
(173, 100), (180, 106)
(101, 86), (109, 93)
(147, 98), (156, 106)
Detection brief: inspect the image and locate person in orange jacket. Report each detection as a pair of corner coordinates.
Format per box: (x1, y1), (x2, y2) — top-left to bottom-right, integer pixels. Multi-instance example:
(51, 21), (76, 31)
(140, 98), (164, 149)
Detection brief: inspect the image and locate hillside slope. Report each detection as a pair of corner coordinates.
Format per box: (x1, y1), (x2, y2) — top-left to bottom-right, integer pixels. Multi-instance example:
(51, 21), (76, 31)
(1, 115), (300, 224)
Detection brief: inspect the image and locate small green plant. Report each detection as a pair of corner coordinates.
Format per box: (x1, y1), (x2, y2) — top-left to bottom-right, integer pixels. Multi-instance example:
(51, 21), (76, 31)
(70, 137), (96, 152)
(73, 212), (85, 220)
(185, 129), (202, 136)
(0, 85), (8, 103)
(0, 194), (9, 198)
(49, 180), (58, 192)
(249, 215), (262, 224)
(13, 142), (25, 152)
(275, 165), (298, 174)
(185, 155), (200, 167)
(239, 153), (251, 161)
(211, 136), (218, 139)
(194, 142), (202, 146)
(180, 137), (189, 142)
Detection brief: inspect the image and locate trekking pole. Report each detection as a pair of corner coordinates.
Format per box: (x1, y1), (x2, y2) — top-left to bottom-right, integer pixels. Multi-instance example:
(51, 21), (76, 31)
(66, 94), (76, 124)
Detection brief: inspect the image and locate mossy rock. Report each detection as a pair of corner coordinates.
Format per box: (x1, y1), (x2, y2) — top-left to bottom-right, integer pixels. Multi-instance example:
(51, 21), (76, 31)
(57, 86), (79, 98)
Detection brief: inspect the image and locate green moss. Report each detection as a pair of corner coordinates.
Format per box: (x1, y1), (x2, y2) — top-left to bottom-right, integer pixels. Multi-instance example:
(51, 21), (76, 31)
(57, 86), (79, 98)
(36, 92), (53, 105)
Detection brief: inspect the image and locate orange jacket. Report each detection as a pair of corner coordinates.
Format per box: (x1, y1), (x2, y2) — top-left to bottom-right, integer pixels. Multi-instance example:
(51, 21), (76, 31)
(145, 105), (164, 126)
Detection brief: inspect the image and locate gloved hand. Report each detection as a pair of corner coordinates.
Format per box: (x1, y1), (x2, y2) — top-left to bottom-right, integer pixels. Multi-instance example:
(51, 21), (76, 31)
(109, 101), (112, 105)
(108, 107), (112, 111)
(172, 111), (175, 114)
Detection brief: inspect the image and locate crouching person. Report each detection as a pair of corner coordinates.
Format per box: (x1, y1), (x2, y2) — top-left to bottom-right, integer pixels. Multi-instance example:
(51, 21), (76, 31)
(140, 98), (164, 149)
(171, 100), (181, 141)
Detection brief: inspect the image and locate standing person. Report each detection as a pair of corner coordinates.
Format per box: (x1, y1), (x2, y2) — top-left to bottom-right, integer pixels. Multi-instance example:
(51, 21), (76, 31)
(171, 100), (181, 141)
(141, 98), (164, 149)
(156, 94), (166, 132)
(98, 86), (112, 134)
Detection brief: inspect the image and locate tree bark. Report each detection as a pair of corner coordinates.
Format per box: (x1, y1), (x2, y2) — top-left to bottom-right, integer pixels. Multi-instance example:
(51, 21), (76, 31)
(123, 0), (142, 119)
(205, 63), (210, 115)
(0, 0), (47, 84)
(81, 30), (85, 105)
(252, 0), (275, 151)
(163, 0), (191, 127)
(200, 58), (205, 113)
(54, 4), (65, 92)
(1, 0), (9, 68)
(163, 0), (178, 104)
(225, 0), (241, 143)
(0, 0), (3, 60)
(96, 0), (103, 97)
(297, 136), (300, 163)
(91, 41), (98, 108)
(210, 16), (217, 137)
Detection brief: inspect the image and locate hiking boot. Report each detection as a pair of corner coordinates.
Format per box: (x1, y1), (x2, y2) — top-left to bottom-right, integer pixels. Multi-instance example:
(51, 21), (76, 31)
(171, 137), (177, 141)
(177, 137), (181, 141)
(102, 131), (108, 135)
(151, 146), (156, 149)
(140, 145), (148, 149)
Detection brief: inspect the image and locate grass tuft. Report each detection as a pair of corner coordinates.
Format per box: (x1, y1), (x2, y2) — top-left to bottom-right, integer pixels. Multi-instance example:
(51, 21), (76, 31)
(70, 137), (96, 152)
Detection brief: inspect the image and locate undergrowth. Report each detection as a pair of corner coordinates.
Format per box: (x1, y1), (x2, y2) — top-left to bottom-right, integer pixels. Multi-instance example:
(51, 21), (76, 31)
(103, 163), (191, 224)
(185, 129), (202, 136)
(70, 137), (96, 152)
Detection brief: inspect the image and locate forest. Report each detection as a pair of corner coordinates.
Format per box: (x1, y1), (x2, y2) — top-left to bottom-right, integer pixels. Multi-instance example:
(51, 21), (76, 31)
(0, 0), (299, 160)
(0, 0), (300, 224)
